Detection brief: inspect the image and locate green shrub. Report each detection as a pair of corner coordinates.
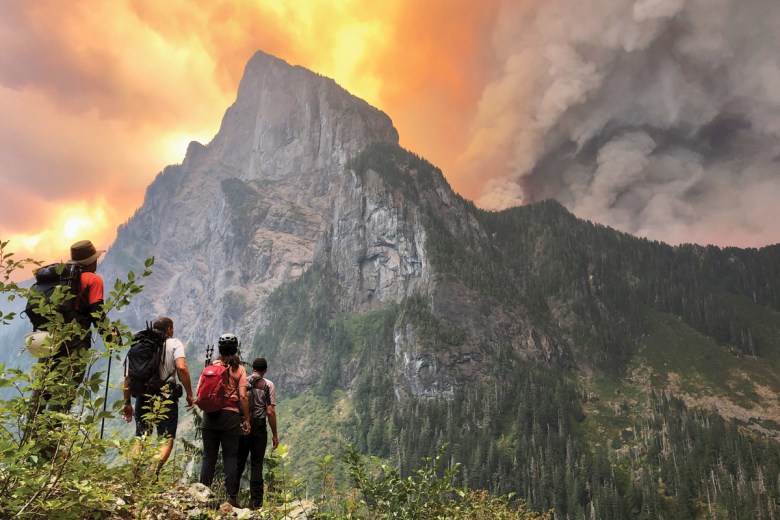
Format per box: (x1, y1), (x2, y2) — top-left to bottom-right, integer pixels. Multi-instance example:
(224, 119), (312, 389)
(0, 240), (167, 518)
(313, 444), (551, 519)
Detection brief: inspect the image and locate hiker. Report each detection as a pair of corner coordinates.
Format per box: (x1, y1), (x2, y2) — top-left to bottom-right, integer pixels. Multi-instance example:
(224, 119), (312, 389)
(32, 240), (107, 414)
(236, 357), (279, 509)
(198, 333), (250, 508)
(23, 240), (110, 457)
(122, 317), (195, 470)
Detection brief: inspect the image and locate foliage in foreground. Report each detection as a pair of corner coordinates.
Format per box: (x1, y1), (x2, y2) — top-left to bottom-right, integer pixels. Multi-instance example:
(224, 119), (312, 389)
(309, 445), (550, 520)
(1, 241), (550, 519)
(177, 439), (550, 519)
(0, 240), (171, 518)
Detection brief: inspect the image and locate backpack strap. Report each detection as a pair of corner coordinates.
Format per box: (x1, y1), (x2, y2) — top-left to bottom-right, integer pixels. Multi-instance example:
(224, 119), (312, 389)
(250, 377), (270, 414)
(215, 360), (239, 404)
(257, 378), (270, 406)
(160, 343), (177, 388)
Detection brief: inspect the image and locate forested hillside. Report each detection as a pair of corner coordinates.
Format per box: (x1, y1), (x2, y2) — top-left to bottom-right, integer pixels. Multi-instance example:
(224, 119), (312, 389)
(252, 142), (780, 519)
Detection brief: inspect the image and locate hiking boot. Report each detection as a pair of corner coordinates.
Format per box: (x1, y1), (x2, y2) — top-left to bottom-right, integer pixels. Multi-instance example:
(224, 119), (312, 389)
(227, 496), (242, 508)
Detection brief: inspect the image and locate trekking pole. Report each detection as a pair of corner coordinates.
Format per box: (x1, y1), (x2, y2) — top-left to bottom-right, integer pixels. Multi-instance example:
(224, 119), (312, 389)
(100, 329), (121, 439)
(205, 344), (214, 367)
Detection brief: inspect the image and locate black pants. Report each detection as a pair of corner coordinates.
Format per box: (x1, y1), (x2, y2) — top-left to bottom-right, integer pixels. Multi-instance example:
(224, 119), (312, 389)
(237, 418), (268, 507)
(134, 394), (179, 438)
(200, 410), (242, 498)
(40, 338), (91, 412)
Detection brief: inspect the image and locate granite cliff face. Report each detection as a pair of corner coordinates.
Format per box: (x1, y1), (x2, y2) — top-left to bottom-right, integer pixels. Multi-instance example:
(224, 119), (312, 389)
(6, 50), (780, 516)
(107, 52), (399, 334)
(5, 53), (512, 399)
(100, 51), (780, 431)
(103, 51), (499, 393)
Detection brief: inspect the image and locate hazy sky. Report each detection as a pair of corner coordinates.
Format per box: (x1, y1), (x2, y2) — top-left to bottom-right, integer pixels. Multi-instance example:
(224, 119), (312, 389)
(2, 0), (779, 267)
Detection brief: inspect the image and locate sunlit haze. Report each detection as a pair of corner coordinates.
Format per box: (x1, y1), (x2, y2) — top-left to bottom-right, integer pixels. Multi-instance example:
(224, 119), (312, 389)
(2, 0), (779, 275)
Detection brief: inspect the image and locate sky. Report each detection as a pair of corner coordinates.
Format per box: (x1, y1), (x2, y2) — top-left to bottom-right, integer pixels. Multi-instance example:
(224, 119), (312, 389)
(2, 0), (780, 270)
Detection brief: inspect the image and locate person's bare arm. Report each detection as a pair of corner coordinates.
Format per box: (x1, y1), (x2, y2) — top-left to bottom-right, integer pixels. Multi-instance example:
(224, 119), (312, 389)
(122, 375), (133, 422)
(239, 372), (250, 434)
(175, 357), (195, 409)
(267, 404), (278, 449)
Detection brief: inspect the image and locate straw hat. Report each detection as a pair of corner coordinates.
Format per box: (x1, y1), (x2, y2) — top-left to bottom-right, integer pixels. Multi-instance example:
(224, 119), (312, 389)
(70, 240), (105, 266)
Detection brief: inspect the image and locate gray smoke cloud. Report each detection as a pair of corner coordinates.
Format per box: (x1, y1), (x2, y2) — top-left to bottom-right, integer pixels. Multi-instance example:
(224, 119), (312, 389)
(459, 0), (780, 247)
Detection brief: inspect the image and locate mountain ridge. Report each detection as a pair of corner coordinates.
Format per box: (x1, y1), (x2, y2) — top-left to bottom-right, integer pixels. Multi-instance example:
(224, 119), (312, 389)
(3, 49), (780, 517)
(102, 50), (401, 347)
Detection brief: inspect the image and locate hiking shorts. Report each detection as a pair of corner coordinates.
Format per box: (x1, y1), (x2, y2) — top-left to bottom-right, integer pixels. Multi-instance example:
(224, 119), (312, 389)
(134, 394), (179, 438)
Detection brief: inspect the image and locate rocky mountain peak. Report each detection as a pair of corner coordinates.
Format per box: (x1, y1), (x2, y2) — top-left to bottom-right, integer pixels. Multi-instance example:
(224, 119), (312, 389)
(104, 52), (413, 351)
(208, 50), (398, 183)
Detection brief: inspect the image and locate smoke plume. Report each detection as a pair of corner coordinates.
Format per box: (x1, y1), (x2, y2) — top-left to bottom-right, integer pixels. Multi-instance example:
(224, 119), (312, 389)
(459, 0), (780, 247)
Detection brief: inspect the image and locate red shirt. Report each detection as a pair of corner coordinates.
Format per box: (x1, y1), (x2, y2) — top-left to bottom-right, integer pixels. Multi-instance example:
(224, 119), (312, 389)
(77, 271), (104, 310)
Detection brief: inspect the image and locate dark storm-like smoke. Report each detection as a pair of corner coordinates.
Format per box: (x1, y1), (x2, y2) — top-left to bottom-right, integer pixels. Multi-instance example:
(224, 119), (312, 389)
(461, 0), (780, 247)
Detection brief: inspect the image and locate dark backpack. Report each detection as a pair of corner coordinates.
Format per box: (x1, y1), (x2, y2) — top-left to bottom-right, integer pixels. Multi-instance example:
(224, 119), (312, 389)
(24, 262), (84, 331)
(125, 326), (170, 398)
(248, 376), (271, 421)
(196, 363), (237, 413)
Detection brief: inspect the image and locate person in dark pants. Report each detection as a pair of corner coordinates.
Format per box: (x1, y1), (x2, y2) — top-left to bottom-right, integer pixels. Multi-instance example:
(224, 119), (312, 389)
(236, 357), (279, 509)
(122, 317), (195, 473)
(197, 333), (250, 508)
(44, 240), (107, 412)
(26, 240), (109, 455)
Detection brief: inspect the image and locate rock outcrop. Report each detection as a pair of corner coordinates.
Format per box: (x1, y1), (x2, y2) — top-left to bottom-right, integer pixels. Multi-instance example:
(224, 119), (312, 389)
(105, 51), (404, 345)
(100, 47), (567, 401)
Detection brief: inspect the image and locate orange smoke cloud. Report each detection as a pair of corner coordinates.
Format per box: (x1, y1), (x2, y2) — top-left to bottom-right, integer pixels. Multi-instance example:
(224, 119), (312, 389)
(6, 0), (773, 270)
(0, 0), (500, 267)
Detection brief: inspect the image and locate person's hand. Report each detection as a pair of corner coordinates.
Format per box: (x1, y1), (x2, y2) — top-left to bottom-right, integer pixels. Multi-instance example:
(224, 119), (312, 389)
(242, 419), (251, 435)
(123, 403), (134, 423)
(105, 329), (119, 345)
(186, 395), (195, 410)
(272, 434), (279, 450)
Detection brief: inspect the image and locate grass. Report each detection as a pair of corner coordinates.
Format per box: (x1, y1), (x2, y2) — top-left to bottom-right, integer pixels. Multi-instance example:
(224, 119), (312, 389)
(638, 308), (780, 406)
(578, 374), (643, 450)
(579, 305), (780, 453)
(274, 388), (355, 496)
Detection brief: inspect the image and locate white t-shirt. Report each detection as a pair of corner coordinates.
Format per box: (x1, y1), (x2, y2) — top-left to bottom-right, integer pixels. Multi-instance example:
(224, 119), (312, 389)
(159, 337), (186, 384)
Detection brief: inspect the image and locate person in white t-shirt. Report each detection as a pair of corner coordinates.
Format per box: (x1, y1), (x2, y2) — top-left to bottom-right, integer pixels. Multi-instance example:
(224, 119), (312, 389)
(122, 317), (195, 470)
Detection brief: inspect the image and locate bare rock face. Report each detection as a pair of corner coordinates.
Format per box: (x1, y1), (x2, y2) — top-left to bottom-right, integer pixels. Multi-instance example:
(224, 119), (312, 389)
(104, 51), (421, 351)
(330, 168), (433, 311)
(96, 49), (568, 398)
(101, 51), (555, 398)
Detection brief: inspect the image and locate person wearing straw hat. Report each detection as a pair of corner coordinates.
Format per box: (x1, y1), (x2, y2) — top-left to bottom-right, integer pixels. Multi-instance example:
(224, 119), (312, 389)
(40, 240), (107, 412)
(25, 239), (110, 457)
(69, 239), (106, 326)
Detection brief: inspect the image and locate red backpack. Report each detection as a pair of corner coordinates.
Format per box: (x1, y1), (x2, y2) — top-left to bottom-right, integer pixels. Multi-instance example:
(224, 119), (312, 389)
(196, 363), (236, 413)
